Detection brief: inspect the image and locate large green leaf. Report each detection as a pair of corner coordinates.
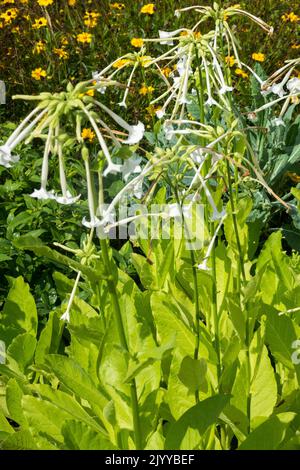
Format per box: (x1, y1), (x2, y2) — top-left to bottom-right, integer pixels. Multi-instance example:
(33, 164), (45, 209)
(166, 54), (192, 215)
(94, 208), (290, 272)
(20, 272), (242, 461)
(62, 420), (115, 450)
(1, 430), (38, 450)
(239, 413), (296, 450)
(0, 277), (37, 337)
(45, 355), (109, 410)
(164, 395), (230, 450)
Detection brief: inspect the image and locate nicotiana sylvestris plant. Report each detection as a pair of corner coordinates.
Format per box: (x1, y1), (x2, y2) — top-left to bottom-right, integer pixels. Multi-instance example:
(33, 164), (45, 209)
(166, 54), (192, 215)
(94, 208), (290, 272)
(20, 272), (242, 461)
(0, 2), (300, 451)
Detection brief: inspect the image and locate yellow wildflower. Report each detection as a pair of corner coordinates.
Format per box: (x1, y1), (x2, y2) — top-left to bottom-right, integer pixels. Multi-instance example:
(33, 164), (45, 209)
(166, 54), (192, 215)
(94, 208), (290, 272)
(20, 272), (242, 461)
(139, 84), (154, 95)
(146, 104), (161, 116)
(68, 0), (76, 5)
(0, 8), (18, 23)
(31, 67), (47, 80)
(32, 17), (48, 29)
(162, 66), (171, 77)
(77, 32), (93, 43)
(131, 37), (144, 48)
(110, 2), (125, 9)
(54, 48), (69, 60)
(33, 40), (46, 54)
(235, 68), (248, 79)
(225, 55), (235, 67)
(84, 11), (101, 28)
(37, 0), (53, 6)
(113, 58), (132, 68)
(282, 12), (300, 23)
(252, 52), (265, 62)
(140, 3), (155, 14)
(291, 44), (300, 49)
(81, 128), (95, 142)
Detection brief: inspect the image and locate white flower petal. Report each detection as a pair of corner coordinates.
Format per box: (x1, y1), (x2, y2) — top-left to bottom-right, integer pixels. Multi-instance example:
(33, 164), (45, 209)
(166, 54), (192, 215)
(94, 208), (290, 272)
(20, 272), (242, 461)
(60, 310), (70, 322)
(82, 216), (103, 228)
(103, 162), (123, 177)
(123, 122), (145, 145)
(30, 188), (56, 200)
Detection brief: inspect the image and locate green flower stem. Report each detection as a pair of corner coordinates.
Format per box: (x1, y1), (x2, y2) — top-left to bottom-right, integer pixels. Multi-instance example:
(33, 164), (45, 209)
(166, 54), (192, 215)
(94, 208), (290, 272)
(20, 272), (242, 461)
(225, 159), (246, 283)
(210, 221), (221, 384)
(97, 170), (142, 450)
(173, 184), (202, 403)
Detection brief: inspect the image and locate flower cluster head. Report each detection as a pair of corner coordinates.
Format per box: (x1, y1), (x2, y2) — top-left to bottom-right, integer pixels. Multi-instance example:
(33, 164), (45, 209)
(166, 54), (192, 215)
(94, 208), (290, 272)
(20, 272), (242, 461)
(0, 78), (145, 228)
(281, 12), (300, 23)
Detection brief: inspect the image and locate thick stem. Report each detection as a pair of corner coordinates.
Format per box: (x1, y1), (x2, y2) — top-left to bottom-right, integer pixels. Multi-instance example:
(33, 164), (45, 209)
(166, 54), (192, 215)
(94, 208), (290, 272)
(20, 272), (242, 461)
(100, 238), (142, 449)
(210, 221), (221, 384)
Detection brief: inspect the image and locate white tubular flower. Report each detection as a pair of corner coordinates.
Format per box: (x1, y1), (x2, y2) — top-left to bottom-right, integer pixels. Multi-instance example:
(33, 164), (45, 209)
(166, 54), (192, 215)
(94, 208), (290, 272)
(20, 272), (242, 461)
(54, 191), (81, 205)
(94, 100), (145, 145)
(207, 44), (233, 95)
(159, 29), (185, 46)
(198, 216), (225, 270)
(262, 68), (294, 97)
(60, 271), (81, 323)
(122, 156), (142, 182)
(6, 107), (40, 147)
(82, 216), (102, 228)
(30, 188), (56, 200)
(123, 122), (145, 145)
(103, 162), (123, 177)
(30, 128), (55, 200)
(0, 144), (20, 168)
(287, 77), (300, 94)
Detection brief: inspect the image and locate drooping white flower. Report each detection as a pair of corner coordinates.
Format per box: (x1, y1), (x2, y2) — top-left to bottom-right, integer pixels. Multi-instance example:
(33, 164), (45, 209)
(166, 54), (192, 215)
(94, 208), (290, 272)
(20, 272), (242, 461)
(198, 216), (225, 270)
(30, 188), (56, 200)
(158, 29), (182, 46)
(287, 77), (300, 94)
(0, 144), (19, 168)
(82, 215), (103, 228)
(60, 271), (81, 323)
(103, 162), (123, 177)
(122, 156), (142, 182)
(53, 191), (81, 205)
(123, 122), (145, 145)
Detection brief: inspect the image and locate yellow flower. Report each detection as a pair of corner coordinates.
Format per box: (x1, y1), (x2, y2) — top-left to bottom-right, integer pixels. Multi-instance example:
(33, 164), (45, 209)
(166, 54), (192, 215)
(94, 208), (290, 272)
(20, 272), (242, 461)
(252, 52), (265, 62)
(81, 128), (95, 142)
(61, 37), (69, 45)
(31, 67), (47, 80)
(0, 8), (18, 23)
(140, 3), (155, 14)
(139, 55), (152, 67)
(1, 0), (15, 4)
(32, 17), (48, 29)
(180, 31), (188, 36)
(162, 66), (171, 77)
(68, 0), (76, 5)
(54, 47), (69, 60)
(37, 0), (53, 6)
(77, 32), (93, 43)
(33, 40), (46, 54)
(84, 11), (101, 28)
(291, 44), (300, 49)
(146, 104), (161, 116)
(131, 37), (144, 48)
(110, 2), (125, 9)
(113, 58), (132, 68)
(139, 84), (154, 95)
(282, 12), (300, 23)
(235, 68), (248, 79)
(225, 55), (235, 67)
(85, 89), (94, 97)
